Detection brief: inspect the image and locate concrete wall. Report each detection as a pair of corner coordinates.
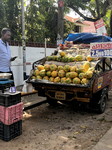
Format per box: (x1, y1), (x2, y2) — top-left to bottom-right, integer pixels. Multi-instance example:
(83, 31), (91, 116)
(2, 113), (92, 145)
(10, 46), (56, 86)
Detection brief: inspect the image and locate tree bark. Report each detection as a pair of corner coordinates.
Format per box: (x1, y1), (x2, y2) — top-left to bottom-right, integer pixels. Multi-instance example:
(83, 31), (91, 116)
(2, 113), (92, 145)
(109, 0), (112, 37)
(67, 0), (109, 22)
(95, 0), (100, 19)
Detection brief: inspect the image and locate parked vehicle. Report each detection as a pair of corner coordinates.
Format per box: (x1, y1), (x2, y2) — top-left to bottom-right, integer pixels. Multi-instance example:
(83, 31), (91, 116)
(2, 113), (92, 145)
(26, 33), (112, 113)
(27, 57), (112, 114)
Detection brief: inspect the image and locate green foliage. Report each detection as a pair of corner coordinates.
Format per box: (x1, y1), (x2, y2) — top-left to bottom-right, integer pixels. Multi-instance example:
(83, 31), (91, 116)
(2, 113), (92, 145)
(103, 10), (111, 36)
(0, 0), (21, 40)
(24, 0), (73, 43)
(64, 0), (112, 36)
(0, 0), (73, 43)
(0, 0), (111, 43)
(25, 0), (58, 43)
(64, 0), (110, 21)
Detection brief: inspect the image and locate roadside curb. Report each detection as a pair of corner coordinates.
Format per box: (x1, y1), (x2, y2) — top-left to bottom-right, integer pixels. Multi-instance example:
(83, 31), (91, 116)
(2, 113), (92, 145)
(92, 127), (112, 150)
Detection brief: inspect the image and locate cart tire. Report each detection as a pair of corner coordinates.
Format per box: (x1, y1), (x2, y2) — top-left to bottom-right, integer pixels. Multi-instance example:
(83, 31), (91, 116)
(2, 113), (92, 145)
(98, 93), (107, 114)
(47, 97), (57, 106)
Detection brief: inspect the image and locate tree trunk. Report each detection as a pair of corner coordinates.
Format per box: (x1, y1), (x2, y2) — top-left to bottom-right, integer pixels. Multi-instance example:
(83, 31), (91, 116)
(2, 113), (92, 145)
(110, 10), (112, 37)
(109, 0), (112, 37)
(95, 0), (100, 19)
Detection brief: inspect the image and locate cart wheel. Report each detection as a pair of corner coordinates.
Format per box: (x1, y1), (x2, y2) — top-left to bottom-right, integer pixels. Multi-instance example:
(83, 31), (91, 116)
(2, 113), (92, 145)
(98, 93), (107, 114)
(47, 97), (57, 106)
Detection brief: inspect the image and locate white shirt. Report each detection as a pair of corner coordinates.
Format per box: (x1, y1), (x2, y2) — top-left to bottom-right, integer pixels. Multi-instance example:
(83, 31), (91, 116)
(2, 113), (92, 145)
(0, 39), (11, 72)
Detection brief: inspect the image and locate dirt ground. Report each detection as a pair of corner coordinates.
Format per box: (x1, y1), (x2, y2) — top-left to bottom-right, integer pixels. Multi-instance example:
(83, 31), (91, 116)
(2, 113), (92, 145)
(1, 90), (112, 150)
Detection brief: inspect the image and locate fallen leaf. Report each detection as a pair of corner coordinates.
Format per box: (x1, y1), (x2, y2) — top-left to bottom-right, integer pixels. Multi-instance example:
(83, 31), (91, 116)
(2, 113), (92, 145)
(67, 120), (71, 122)
(80, 126), (86, 129)
(74, 132), (79, 135)
(98, 135), (102, 138)
(92, 117), (96, 119)
(97, 118), (106, 121)
(68, 136), (76, 139)
(68, 136), (72, 139)
(18, 148), (23, 150)
(63, 141), (67, 144)
(93, 140), (98, 142)
(55, 119), (59, 122)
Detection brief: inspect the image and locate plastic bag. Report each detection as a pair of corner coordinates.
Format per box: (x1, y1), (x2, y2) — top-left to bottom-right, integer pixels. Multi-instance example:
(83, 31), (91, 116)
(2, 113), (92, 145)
(22, 81), (33, 93)
(27, 83), (33, 93)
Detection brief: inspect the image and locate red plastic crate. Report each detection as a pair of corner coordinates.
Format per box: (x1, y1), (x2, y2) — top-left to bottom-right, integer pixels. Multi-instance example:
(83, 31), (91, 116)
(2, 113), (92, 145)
(0, 102), (23, 125)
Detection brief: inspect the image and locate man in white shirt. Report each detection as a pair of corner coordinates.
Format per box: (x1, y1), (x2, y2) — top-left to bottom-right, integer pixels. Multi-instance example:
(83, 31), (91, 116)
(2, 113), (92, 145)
(0, 28), (17, 80)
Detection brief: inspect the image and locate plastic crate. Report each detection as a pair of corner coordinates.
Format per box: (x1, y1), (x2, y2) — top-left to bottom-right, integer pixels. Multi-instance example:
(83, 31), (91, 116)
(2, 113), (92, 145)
(0, 120), (22, 142)
(0, 91), (21, 107)
(0, 102), (23, 125)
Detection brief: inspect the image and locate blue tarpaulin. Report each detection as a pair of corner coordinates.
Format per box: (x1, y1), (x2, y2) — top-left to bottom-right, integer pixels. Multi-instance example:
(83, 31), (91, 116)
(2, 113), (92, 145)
(63, 33), (112, 44)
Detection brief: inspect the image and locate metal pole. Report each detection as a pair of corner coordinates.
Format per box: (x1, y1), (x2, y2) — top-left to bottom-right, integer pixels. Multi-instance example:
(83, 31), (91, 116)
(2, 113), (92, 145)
(21, 0), (26, 80)
(57, 0), (64, 49)
(102, 33), (104, 42)
(45, 38), (47, 58)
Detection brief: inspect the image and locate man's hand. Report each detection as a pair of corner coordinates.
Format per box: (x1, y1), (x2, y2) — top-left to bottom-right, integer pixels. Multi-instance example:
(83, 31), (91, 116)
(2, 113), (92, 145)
(11, 56), (17, 61)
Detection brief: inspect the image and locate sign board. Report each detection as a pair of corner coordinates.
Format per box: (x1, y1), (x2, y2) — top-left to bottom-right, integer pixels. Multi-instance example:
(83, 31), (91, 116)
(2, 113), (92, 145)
(98, 76), (103, 89)
(58, 0), (63, 7)
(57, 39), (63, 48)
(90, 42), (112, 58)
(94, 19), (107, 36)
